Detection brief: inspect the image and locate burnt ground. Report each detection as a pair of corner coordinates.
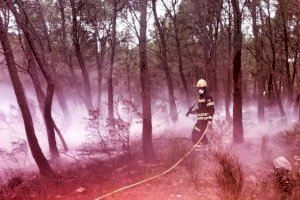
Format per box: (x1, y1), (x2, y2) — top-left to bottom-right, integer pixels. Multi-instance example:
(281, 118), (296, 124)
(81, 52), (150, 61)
(1, 124), (300, 200)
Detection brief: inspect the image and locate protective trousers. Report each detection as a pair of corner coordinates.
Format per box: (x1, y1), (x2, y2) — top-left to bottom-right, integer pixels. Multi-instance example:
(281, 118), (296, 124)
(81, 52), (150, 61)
(191, 120), (208, 145)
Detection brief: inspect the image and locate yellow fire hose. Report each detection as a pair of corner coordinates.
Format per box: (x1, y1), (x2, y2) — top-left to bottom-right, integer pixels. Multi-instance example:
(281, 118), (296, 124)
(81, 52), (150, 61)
(93, 124), (210, 200)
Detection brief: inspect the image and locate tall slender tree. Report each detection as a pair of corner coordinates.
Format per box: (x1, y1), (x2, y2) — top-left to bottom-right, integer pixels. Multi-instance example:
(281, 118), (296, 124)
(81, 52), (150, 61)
(152, 0), (178, 121)
(58, 0), (83, 105)
(70, 0), (93, 110)
(0, 15), (54, 177)
(107, 0), (127, 120)
(248, 0), (265, 122)
(6, 0), (60, 158)
(231, 0), (244, 143)
(162, 0), (190, 105)
(140, 0), (156, 162)
(34, 0), (70, 117)
(107, 0), (118, 120)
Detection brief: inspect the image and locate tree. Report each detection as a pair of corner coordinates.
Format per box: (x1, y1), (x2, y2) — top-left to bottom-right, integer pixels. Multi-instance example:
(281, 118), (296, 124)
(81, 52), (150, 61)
(140, 0), (156, 162)
(187, 0), (222, 107)
(107, 0), (130, 120)
(6, 0), (60, 158)
(21, 38), (68, 152)
(34, 0), (70, 117)
(107, 0), (117, 120)
(231, 0), (244, 143)
(224, 0), (233, 121)
(152, 0), (178, 121)
(70, 0), (93, 110)
(248, 0), (265, 122)
(162, 0), (190, 105)
(94, 29), (108, 110)
(0, 15), (54, 177)
(278, 0), (293, 102)
(58, 0), (84, 105)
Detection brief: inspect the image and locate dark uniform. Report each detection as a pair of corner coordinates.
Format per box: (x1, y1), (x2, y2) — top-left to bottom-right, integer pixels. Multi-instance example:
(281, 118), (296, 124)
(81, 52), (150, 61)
(191, 94), (215, 145)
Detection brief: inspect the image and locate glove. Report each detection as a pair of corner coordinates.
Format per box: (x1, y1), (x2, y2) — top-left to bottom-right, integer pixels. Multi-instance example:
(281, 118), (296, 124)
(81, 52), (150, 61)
(186, 107), (196, 116)
(190, 109), (196, 114)
(207, 121), (213, 130)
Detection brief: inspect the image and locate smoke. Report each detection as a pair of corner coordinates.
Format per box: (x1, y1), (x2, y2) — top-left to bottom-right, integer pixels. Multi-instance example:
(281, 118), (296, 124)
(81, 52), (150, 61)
(0, 82), (297, 178)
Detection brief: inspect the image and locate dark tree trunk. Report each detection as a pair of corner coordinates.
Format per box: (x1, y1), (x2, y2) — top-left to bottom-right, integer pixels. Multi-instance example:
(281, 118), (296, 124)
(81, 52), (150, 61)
(274, 82), (287, 122)
(231, 0), (244, 143)
(0, 16), (54, 177)
(107, 1), (117, 120)
(125, 51), (132, 103)
(7, 0), (60, 158)
(140, 0), (155, 163)
(225, 2), (232, 122)
(175, 32), (190, 105)
(280, 3), (293, 102)
(264, 2), (276, 105)
(161, 0), (190, 105)
(211, 7), (222, 107)
(267, 45), (276, 105)
(35, 0), (70, 117)
(70, 0), (93, 110)
(26, 48), (68, 152)
(225, 67), (232, 121)
(152, 0), (178, 121)
(249, 0), (265, 122)
(58, 0), (83, 105)
(34, 0), (51, 52)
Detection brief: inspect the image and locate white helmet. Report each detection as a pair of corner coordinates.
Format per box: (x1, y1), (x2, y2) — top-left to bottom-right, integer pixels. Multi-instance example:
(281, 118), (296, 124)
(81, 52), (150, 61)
(196, 79), (207, 88)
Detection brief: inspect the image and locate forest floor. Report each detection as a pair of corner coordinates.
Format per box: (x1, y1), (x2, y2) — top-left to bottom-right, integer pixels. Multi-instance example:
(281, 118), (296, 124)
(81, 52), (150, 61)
(1, 122), (300, 200)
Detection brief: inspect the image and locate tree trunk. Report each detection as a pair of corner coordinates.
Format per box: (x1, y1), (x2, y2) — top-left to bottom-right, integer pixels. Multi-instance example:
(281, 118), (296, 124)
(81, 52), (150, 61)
(225, 67), (232, 121)
(212, 8), (222, 107)
(35, 0), (69, 117)
(27, 49), (68, 152)
(70, 0), (93, 110)
(7, 0), (60, 158)
(249, 0), (265, 122)
(161, 0), (190, 105)
(225, 2), (232, 122)
(298, 0), (300, 39)
(94, 31), (106, 110)
(140, 0), (155, 163)
(274, 81), (287, 122)
(279, 3), (293, 103)
(175, 32), (190, 105)
(107, 1), (117, 120)
(152, 0), (178, 121)
(231, 0), (244, 143)
(262, 1), (276, 105)
(0, 16), (54, 177)
(125, 52), (132, 103)
(58, 0), (83, 105)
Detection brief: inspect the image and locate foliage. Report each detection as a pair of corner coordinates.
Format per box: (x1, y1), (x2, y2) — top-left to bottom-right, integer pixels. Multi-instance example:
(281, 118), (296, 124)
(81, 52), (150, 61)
(214, 151), (244, 200)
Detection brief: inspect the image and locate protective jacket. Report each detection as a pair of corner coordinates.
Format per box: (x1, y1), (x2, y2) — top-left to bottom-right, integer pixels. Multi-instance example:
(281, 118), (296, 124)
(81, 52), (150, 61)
(193, 94), (215, 121)
(191, 93), (215, 145)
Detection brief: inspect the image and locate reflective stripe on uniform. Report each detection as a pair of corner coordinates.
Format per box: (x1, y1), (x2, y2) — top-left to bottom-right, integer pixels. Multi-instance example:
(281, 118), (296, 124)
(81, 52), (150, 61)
(197, 113), (208, 117)
(197, 116), (213, 120)
(198, 99), (206, 103)
(207, 102), (214, 106)
(194, 126), (201, 132)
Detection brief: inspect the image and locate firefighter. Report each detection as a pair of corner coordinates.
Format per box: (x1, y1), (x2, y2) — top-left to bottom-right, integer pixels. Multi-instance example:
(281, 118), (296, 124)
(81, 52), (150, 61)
(190, 79), (215, 149)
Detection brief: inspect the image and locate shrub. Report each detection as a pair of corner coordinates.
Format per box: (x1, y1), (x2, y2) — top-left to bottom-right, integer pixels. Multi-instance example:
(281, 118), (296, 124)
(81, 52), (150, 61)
(214, 151), (244, 200)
